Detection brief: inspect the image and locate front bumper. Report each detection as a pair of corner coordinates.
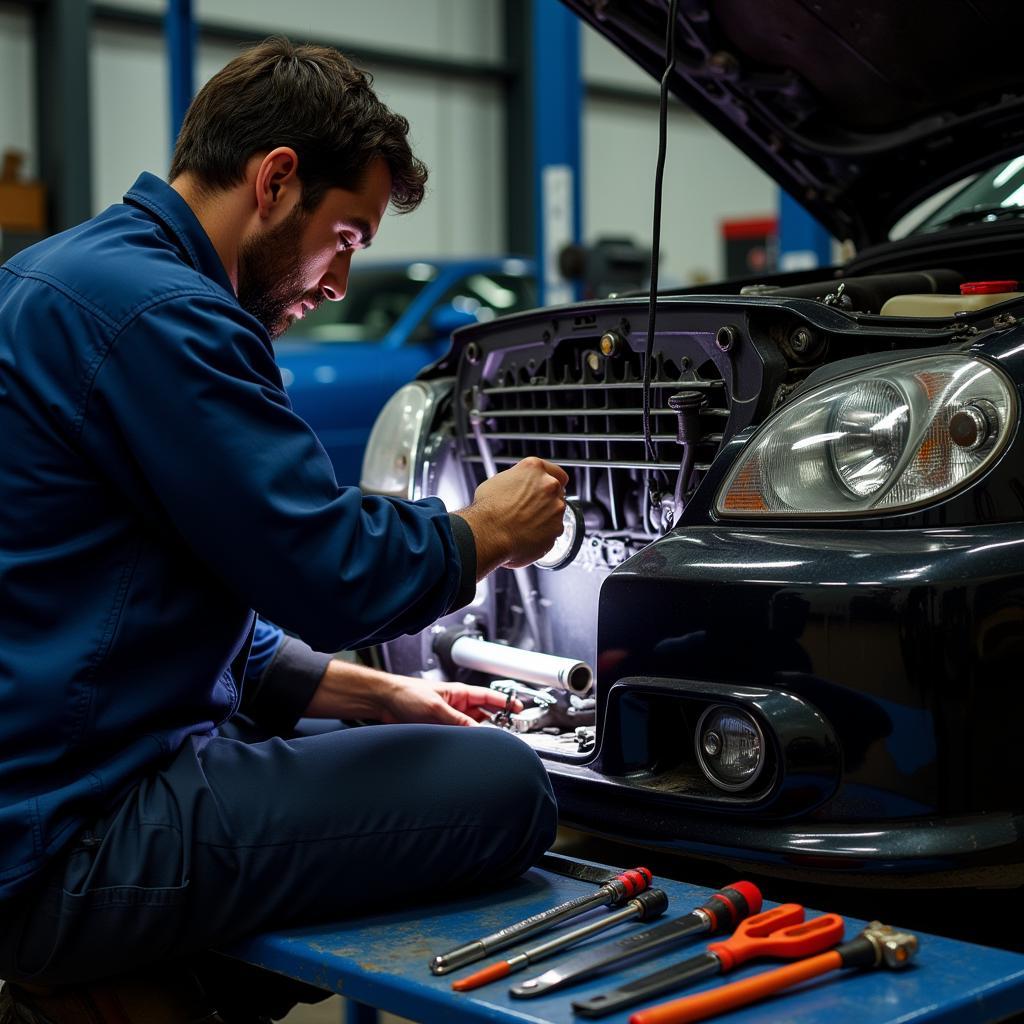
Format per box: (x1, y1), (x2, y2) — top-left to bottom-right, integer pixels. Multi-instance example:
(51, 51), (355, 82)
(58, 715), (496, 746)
(548, 521), (1024, 884)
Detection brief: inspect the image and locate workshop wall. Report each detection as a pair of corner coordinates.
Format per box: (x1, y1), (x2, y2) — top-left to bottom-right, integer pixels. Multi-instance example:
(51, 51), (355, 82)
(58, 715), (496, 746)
(89, 0), (505, 260)
(582, 27), (777, 286)
(0, 0), (776, 280)
(0, 4), (35, 178)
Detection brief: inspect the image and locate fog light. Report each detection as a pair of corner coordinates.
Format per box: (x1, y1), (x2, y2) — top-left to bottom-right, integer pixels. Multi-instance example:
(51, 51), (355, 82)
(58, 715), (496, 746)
(696, 705), (766, 791)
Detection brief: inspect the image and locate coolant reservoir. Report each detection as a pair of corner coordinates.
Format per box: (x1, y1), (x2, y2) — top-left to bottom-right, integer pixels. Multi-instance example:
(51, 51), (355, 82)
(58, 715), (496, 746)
(881, 280), (1023, 317)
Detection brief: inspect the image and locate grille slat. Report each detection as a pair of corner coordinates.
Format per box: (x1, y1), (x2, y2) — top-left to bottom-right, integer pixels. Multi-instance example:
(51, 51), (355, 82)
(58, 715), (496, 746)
(481, 380), (725, 396)
(463, 455), (713, 472)
(481, 431), (724, 444)
(479, 406), (730, 418)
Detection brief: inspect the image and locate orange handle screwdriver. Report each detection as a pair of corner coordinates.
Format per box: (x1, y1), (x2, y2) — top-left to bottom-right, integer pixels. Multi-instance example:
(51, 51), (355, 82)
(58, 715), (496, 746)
(572, 904), (843, 1018)
(628, 921), (919, 1024)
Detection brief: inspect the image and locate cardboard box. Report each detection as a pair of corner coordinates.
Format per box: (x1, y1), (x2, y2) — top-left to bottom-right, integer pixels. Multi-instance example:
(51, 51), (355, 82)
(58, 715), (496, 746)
(0, 150), (46, 233)
(0, 181), (46, 232)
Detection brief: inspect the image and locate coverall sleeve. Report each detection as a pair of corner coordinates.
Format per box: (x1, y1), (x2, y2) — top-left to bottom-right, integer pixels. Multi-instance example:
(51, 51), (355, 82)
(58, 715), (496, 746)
(241, 618), (330, 731)
(84, 291), (474, 653)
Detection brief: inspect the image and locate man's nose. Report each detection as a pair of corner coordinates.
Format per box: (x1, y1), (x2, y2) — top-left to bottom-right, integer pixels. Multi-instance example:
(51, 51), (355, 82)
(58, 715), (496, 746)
(320, 255), (351, 302)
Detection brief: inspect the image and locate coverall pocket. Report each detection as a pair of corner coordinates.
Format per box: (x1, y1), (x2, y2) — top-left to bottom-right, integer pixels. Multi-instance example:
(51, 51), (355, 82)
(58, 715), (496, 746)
(12, 879), (191, 982)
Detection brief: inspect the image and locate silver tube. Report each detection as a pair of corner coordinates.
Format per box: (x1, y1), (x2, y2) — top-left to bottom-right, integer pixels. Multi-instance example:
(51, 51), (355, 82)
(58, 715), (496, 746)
(450, 635), (593, 695)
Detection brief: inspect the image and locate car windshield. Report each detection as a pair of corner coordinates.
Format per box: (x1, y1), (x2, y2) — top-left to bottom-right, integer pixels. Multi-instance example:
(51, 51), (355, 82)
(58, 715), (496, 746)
(286, 264), (436, 342)
(909, 155), (1024, 235)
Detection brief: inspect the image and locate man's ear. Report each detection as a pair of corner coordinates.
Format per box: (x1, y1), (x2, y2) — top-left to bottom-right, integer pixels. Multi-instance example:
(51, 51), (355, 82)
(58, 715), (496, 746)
(254, 147), (300, 220)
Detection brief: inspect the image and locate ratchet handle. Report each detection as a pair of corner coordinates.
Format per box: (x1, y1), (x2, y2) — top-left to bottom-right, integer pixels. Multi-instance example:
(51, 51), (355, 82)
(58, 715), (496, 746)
(708, 907), (844, 972)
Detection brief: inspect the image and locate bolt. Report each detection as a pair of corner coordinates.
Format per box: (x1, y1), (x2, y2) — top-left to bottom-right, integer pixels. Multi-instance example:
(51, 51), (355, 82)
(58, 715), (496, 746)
(465, 341), (481, 364)
(716, 324), (739, 352)
(789, 327), (814, 353)
(600, 330), (623, 357)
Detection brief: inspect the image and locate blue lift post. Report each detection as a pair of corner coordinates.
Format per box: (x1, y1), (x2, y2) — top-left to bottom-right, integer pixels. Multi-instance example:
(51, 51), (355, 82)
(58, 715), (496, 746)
(165, 0), (197, 152)
(778, 189), (833, 272)
(532, 0), (583, 306)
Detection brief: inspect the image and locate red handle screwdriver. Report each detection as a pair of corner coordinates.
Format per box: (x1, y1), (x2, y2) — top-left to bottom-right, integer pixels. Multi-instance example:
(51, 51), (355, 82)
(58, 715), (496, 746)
(628, 920), (918, 1024)
(429, 866), (651, 975)
(572, 904), (844, 1018)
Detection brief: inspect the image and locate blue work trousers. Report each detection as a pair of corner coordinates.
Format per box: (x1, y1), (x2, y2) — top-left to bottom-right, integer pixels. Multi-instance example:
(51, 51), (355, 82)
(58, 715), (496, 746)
(0, 722), (557, 985)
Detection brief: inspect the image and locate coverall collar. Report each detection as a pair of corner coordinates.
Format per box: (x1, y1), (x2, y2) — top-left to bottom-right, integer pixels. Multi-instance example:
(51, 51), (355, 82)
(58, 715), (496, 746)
(123, 172), (236, 300)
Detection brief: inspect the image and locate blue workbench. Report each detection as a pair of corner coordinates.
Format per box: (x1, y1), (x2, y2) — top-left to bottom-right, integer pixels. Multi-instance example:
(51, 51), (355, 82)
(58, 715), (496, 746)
(223, 858), (1024, 1023)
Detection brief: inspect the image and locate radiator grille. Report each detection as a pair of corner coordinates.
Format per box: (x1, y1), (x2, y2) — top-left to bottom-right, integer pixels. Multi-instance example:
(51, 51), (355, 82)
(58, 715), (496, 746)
(463, 348), (730, 532)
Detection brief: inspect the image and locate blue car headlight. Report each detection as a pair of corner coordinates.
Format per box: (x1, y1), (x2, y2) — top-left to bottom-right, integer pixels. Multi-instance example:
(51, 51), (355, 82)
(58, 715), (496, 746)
(716, 353), (1017, 516)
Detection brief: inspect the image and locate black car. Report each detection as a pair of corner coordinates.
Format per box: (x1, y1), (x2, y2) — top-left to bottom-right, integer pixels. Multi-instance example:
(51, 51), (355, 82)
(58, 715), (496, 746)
(359, 0), (1024, 888)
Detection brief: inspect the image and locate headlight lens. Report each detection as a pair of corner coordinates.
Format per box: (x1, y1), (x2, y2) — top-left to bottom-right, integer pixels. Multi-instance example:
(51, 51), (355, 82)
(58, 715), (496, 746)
(696, 705), (766, 791)
(360, 383), (434, 498)
(717, 354), (1016, 516)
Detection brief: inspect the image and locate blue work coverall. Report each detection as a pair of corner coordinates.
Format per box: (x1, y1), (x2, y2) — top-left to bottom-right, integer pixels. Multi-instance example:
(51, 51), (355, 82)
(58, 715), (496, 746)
(0, 173), (556, 984)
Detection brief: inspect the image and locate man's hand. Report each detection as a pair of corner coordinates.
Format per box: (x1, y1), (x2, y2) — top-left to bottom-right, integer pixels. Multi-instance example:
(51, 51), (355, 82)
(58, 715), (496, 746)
(455, 456), (570, 578)
(377, 676), (521, 727)
(304, 658), (521, 726)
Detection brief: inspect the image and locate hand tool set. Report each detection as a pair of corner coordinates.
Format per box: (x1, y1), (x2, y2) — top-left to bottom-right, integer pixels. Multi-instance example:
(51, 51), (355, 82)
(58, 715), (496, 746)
(570, 902), (843, 1016)
(429, 865), (652, 975)
(430, 857), (920, 1019)
(509, 882), (762, 998)
(452, 889), (670, 991)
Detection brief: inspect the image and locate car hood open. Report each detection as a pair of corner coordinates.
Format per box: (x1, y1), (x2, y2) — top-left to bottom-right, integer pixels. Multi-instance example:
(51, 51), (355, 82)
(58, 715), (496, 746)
(565, 0), (1024, 247)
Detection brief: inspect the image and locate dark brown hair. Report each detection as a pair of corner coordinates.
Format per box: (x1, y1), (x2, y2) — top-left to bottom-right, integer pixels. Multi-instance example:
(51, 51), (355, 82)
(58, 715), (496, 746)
(169, 37), (427, 213)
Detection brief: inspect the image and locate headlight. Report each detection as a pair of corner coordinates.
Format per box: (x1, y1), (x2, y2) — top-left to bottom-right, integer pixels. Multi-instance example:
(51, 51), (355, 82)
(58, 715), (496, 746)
(716, 354), (1016, 516)
(696, 705), (766, 791)
(360, 383), (435, 498)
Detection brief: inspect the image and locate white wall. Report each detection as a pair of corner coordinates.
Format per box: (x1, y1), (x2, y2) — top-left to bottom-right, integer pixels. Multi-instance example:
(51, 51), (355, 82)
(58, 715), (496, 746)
(581, 23), (777, 284)
(0, 3), (36, 178)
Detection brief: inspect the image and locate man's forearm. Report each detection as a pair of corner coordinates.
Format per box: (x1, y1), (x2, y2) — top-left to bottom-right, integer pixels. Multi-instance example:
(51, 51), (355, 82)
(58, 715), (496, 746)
(303, 658), (400, 719)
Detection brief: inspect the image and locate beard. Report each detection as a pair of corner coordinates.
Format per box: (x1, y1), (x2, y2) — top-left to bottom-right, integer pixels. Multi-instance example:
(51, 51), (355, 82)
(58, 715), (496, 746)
(236, 204), (324, 339)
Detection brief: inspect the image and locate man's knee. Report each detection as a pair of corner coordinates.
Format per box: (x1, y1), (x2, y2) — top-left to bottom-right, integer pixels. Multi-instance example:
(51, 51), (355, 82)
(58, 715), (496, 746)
(459, 727), (558, 868)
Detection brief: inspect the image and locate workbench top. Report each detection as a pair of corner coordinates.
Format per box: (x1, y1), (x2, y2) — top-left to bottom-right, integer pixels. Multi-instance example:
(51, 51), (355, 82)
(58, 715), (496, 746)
(223, 857), (1024, 1023)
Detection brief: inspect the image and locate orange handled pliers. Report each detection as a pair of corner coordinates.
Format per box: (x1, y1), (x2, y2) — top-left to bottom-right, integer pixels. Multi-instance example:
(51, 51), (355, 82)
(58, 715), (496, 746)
(572, 903), (844, 1019)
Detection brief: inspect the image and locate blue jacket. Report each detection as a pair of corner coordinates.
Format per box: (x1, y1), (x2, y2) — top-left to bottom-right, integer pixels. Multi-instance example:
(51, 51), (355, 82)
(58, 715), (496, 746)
(0, 173), (475, 900)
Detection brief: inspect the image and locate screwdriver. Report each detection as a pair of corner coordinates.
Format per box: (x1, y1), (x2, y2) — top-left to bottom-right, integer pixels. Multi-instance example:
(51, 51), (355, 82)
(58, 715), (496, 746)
(453, 889), (669, 991)
(628, 921), (919, 1024)
(509, 881), (761, 999)
(571, 903), (843, 1017)
(429, 866), (652, 975)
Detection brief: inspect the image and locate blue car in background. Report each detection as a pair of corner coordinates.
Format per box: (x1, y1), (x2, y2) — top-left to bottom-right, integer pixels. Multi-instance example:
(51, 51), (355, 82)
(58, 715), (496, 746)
(274, 257), (536, 485)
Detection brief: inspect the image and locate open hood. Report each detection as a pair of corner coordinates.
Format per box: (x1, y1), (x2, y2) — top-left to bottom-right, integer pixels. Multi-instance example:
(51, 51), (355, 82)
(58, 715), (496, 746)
(566, 0), (1024, 247)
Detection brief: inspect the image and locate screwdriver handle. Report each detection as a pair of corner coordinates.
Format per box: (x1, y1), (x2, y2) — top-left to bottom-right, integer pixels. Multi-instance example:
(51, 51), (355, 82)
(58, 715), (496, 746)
(628, 950), (842, 1024)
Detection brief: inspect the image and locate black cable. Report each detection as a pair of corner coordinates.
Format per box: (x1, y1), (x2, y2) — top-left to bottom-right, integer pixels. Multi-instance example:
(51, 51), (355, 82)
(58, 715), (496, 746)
(642, 0), (680, 492)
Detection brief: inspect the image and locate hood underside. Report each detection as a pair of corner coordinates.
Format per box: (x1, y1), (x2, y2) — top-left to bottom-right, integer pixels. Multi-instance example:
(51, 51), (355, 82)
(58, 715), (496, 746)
(566, 0), (1024, 247)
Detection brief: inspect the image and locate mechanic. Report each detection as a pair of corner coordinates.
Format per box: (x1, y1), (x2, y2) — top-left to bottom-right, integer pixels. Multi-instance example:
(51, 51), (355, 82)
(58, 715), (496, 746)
(0, 37), (566, 1020)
